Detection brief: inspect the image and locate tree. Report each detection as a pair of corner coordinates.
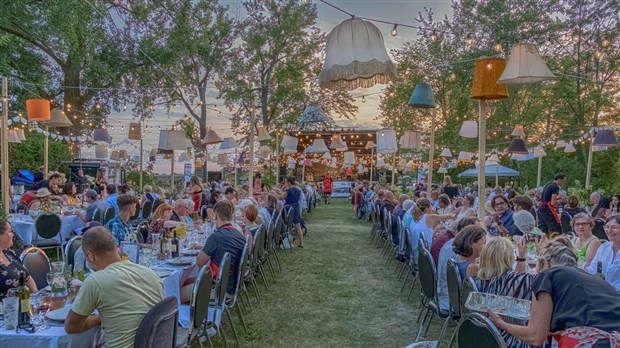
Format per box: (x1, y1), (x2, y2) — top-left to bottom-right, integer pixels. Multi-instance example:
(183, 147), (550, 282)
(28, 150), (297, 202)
(8, 131), (71, 175)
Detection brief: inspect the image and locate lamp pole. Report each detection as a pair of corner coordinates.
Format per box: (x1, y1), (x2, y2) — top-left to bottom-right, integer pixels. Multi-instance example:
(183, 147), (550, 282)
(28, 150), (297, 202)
(2, 77), (10, 217)
(477, 100), (488, 218)
(536, 155), (543, 188)
(427, 109), (436, 190)
(248, 99), (256, 197)
(585, 141), (593, 189)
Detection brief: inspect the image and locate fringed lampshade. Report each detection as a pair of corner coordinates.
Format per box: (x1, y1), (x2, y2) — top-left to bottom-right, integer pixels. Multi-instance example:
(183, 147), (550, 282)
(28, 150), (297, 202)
(330, 134), (345, 149)
(408, 83), (437, 108)
(533, 146), (547, 158)
(459, 121), (478, 138)
(44, 109), (73, 127)
(281, 135), (299, 152)
(217, 154), (229, 165)
(365, 141), (376, 149)
(26, 99), (51, 121)
(310, 138), (329, 153)
(323, 152), (332, 160)
(399, 131), (422, 150)
(319, 18), (395, 90)
(507, 138), (529, 154)
(335, 141), (348, 152)
(555, 140), (567, 148)
(8, 130), (21, 143)
(343, 151), (355, 165)
(159, 130), (188, 151)
(437, 167), (448, 174)
(470, 57), (509, 100)
(259, 145), (271, 158)
(95, 145), (108, 159)
(178, 152), (190, 162)
(110, 150), (120, 161)
(458, 151), (472, 161)
(257, 127), (271, 142)
(440, 148), (453, 158)
(93, 129), (112, 143)
(128, 122), (142, 141)
(15, 129), (26, 142)
(564, 142), (576, 153)
(498, 43), (556, 84)
(511, 125), (525, 137)
(202, 128), (223, 145)
(376, 129), (397, 154)
(593, 129), (617, 147)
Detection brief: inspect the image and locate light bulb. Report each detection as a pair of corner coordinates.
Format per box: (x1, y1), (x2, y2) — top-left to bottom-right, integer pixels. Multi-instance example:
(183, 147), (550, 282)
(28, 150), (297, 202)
(361, 96), (366, 103)
(465, 34), (473, 47)
(600, 36), (611, 48)
(572, 31), (580, 43)
(429, 30), (438, 43)
(486, 62), (493, 70)
(594, 51), (603, 60)
(390, 24), (398, 37)
(493, 41), (503, 52)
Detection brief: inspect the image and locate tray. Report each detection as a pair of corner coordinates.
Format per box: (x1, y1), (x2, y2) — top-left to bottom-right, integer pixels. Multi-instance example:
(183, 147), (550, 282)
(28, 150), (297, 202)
(166, 257), (194, 266)
(465, 292), (531, 321)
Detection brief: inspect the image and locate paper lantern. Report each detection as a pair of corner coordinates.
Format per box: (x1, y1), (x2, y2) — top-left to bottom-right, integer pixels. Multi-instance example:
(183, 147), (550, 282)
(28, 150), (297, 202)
(95, 145), (108, 159)
(310, 138), (329, 153)
(281, 135), (299, 151)
(511, 125), (525, 137)
(8, 130), (21, 143)
(498, 43), (556, 84)
(159, 130), (187, 151)
(257, 126), (271, 141)
(592, 129), (617, 147)
(44, 109), (73, 127)
(470, 57), (509, 100)
(408, 83), (437, 108)
(319, 18), (395, 90)
(93, 129), (112, 143)
(217, 154), (229, 165)
(440, 148), (453, 158)
(564, 142), (576, 153)
(399, 131), (422, 150)
(202, 129), (223, 145)
(533, 147), (547, 158)
(365, 141), (376, 149)
(458, 151), (472, 161)
(507, 138), (529, 154)
(459, 121), (478, 138)
(259, 145), (271, 158)
(343, 151), (355, 165)
(555, 140), (567, 148)
(128, 122), (142, 141)
(323, 152), (332, 160)
(15, 129), (26, 142)
(178, 152), (190, 162)
(26, 99), (51, 121)
(376, 129), (397, 154)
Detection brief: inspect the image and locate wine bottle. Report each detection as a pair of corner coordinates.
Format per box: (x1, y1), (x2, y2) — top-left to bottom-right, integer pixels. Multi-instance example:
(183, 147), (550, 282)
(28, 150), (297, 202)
(16, 275), (31, 328)
(171, 230), (179, 258)
(596, 261), (605, 280)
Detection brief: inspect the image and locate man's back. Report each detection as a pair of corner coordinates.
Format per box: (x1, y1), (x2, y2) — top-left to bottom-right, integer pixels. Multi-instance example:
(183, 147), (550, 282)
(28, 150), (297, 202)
(71, 261), (163, 348)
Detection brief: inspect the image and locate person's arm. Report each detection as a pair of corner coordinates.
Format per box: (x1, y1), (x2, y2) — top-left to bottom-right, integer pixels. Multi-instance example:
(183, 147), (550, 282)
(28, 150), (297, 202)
(585, 246), (602, 274)
(466, 262), (479, 277)
(75, 210), (88, 223)
(65, 311), (101, 334)
(26, 276), (38, 293)
(515, 237), (527, 273)
(277, 190), (288, 201)
(65, 278), (102, 333)
(488, 291), (553, 346)
(196, 250), (211, 267)
(584, 238), (601, 268)
(427, 214), (454, 227)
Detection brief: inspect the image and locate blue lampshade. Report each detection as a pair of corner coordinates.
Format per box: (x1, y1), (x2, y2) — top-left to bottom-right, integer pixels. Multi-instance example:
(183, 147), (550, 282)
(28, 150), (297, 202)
(408, 83), (436, 108)
(592, 129), (617, 147)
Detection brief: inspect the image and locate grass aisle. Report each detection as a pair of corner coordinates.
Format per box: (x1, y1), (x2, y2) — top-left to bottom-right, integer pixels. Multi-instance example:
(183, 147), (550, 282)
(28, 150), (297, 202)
(227, 198), (436, 348)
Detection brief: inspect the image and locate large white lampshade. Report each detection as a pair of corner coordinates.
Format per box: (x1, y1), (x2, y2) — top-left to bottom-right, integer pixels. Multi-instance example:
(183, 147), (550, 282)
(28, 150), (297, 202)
(44, 109), (73, 127)
(564, 142), (576, 153)
(281, 135), (299, 151)
(376, 129), (397, 154)
(8, 130), (21, 143)
(459, 120), (478, 138)
(15, 129), (26, 142)
(335, 141), (348, 152)
(310, 138), (329, 153)
(95, 145), (108, 159)
(399, 131), (422, 150)
(498, 43), (556, 84)
(329, 134), (344, 149)
(457, 151), (472, 161)
(440, 148), (453, 158)
(555, 140), (567, 148)
(343, 151), (355, 165)
(319, 18), (395, 90)
(533, 146), (547, 158)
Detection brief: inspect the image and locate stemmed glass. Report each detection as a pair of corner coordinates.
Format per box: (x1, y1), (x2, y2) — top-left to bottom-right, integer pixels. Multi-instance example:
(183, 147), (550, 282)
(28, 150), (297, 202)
(526, 250), (538, 273)
(30, 293), (49, 331)
(46, 272), (54, 291)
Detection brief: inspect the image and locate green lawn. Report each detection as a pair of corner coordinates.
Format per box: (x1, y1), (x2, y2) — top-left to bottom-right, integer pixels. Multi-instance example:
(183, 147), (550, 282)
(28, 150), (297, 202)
(207, 198), (445, 347)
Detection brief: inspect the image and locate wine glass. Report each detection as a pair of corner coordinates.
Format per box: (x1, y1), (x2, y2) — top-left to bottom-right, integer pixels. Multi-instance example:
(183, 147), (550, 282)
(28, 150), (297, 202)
(46, 272), (54, 291)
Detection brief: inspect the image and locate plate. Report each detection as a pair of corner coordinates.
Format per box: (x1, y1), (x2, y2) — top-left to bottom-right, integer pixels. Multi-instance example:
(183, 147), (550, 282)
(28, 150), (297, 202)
(465, 292), (531, 321)
(166, 257), (194, 266)
(46, 305), (71, 321)
(154, 269), (173, 278)
(180, 249), (200, 256)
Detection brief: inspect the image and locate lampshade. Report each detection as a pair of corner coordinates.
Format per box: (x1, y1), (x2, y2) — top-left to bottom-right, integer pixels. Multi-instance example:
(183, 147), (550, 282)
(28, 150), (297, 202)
(376, 129), (397, 154)
(281, 135), (299, 151)
(458, 151), (472, 161)
(218, 137), (239, 153)
(358, 164), (364, 174)
(93, 129), (112, 143)
(8, 130), (21, 143)
(335, 141), (348, 152)
(319, 17), (395, 90)
(408, 83), (437, 108)
(202, 128), (223, 145)
(287, 156), (296, 164)
(440, 148), (453, 158)
(310, 138), (329, 153)
(365, 141), (376, 149)
(555, 140), (567, 148)
(592, 145), (608, 152)
(507, 138), (529, 154)
(437, 167), (448, 174)
(323, 152), (332, 160)
(95, 145), (108, 159)
(533, 147), (547, 158)
(344, 151), (355, 165)
(511, 125), (525, 137)
(498, 43), (556, 84)
(128, 122), (142, 141)
(399, 131), (422, 150)
(564, 142), (576, 153)
(149, 148), (158, 156)
(257, 126), (272, 142)
(488, 154), (500, 163)
(110, 150), (120, 161)
(592, 129), (617, 147)
(376, 158), (386, 168)
(178, 152), (190, 162)
(44, 109), (73, 127)
(15, 129), (26, 142)
(282, 148), (297, 154)
(259, 145), (271, 158)
(287, 162), (296, 170)
(459, 120), (478, 138)
(117, 150), (128, 160)
(303, 159), (313, 167)
(330, 134), (344, 149)
(158, 148), (173, 155)
(159, 130), (188, 151)
(470, 57), (509, 100)
(217, 153), (229, 165)
(26, 99), (51, 121)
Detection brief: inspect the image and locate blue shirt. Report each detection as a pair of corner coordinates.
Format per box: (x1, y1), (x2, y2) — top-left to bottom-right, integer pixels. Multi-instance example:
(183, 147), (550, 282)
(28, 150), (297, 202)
(106, 193), (119, 214)
(106, 216), (132, 245)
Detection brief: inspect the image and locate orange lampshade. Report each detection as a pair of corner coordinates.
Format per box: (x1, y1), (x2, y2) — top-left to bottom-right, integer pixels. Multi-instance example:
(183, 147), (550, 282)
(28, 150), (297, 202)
(26, 99), (51, 121)
(470, 58), (509, 100)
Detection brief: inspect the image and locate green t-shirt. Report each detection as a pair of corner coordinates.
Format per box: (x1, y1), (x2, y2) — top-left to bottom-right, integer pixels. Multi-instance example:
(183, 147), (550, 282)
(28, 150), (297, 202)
(71, 260), (164, 348)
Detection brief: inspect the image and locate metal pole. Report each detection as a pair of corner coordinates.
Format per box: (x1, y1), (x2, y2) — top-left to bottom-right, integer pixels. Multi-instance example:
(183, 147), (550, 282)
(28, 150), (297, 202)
(370, 147), (374, 184)
(477, 100), (487, 218)
(139, 138), (143, 194)
(170, 152), (174, 190)
(391, 153), (396, 185)
(234, 148), (238, 188)
(2, 77), (10, 217)
(275, 131), (280, 184)
(44, 126), (49, 179)
(536, 156), (543, 188)
(495, 163), (499, 188)
(585, 141), (593, 189)
(427, 108), (436, 190)
(248, 100), (255, 197)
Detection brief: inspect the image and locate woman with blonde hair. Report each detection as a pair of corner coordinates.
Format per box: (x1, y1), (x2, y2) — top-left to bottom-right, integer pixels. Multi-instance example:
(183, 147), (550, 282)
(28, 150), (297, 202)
(409, 198), (453, 259)
(441, 175), (458, 199)
(570, 212), (601, 268)
(148, 203), (174, 241)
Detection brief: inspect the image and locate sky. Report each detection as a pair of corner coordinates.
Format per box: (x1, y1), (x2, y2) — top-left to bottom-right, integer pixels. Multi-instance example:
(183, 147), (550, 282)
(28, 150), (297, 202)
(82, 0), (454, 173)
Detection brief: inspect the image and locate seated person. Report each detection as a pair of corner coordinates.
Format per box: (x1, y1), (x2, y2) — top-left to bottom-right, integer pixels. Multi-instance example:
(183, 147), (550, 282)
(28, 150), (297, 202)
(65, 227), (163, 347)
(0, 220), (37, 298)
(148, 203), (175, 241)
(224, 187), (238, 206)
(62, 182), (79, 206)
(170, 199), (194, 225)
(77, 189), (108, 223)
(487, 195), (516, 236)
(105, 194), (139, 245)
(243, 204), (260, 249)
(29, 188), (53, 211)
(105, 184), (119, 214)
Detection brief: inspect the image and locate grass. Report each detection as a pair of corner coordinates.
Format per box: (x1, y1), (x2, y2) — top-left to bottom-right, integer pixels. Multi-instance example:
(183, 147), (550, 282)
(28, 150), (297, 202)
(204, 198), (446, 348)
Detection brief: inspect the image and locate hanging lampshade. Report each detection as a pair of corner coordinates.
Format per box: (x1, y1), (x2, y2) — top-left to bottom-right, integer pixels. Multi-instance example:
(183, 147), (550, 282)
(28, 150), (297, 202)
(117, 150), (129, 160)
(310, 138), (329, 153)
(458, 151), (472, 161)
(303, 159), (313, 167)
(110, 150), (120, 161)
(533, 147), (547, 158)
(470, 57), (509, 100)
(319, 17), (395, 90)
(459, 120), (478, 138)
(376, 158), (386, 168)
(335, 141), (348, 152)
(376, 129), (397, 154)
(329, 134), (344, 149)
(202, 128), (223, 145)
(592, 145), (608, 152)
(488, 153), (500, 163)
(440, 148), (453, 158)
(217, 153), (229, 165)
(8, 130), (21, 143)
(343, 151), (355, 165)
(93, 129), (112, 143)
(159, 130), (188, 151)
(507, 138), (529, 154)
(257, 126), (272, 141)
(44, 109), (73, 127)
(564, 142), (576, 153)
(408, 83), (437, 108)
(511, 125), (525, 137)
(281, 135), (299, 151)
(365, 140), (376, 149)
(323, 152), (332, 160)
(555, 140), (567, 148)
(218, 137), (240, 153)
(26, 99), (51, 121)
(287, 162), (296, 170)
(259, 145), (271, 159)
(399, 131), (422, 150)
(357, 164), (364, 174)
(149, 148), (158, 156)
(95, 144), (108, 159)
(15, 129), (26, 142)
(128, 122), (142, 141)
(178, 152), (190, 162)
(437, 167), (448, 174)
(282, 148), (297, 154)
(498, 43), (556, 84)
(592, 129), (617, 147)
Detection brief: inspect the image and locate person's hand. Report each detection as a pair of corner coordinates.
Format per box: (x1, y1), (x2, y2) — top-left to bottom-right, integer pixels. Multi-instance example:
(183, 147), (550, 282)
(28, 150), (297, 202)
(492, 213), (500, 223)
(486, 310), (505, 330)
(517, 236), (527, 257)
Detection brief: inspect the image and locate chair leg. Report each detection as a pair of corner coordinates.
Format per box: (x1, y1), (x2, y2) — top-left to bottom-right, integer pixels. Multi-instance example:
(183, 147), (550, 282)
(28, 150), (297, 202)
(273, 249), (282, 271)
(438, 317), (451, 347)
(220, 326), (230, 348)
(235, 303), (249, 334)
(251, 276), (261, 301)
(447, 329), (457, 348)
(242, 286), (253, 310)
(415, 309), (431, 342)
(400, 270), (410, 293)
(265, 257), (276, 279)
(258, 264), (270, 290)
(423, 312), (435, 336)
(407, 276), (418, 300)
(225, 307), (240, 345)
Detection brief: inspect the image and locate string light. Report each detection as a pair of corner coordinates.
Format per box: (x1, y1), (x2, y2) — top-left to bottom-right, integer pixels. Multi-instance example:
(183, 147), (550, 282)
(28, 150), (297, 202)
(572, 31), (581, 43)
(465, 34), (473, 47)
(600, 35), (611, 48)
(390, 24), (398, 37)
(361, 96), (366, 103)
(429, 30), (438, 43)
(493, 41), (503, 52)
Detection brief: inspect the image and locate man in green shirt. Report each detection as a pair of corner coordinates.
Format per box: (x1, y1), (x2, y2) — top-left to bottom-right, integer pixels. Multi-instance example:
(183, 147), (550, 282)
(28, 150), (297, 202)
(65, 227), (163, 348)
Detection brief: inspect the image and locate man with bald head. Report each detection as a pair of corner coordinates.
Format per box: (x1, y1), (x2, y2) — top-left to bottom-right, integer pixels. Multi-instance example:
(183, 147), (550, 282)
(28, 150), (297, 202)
(65, 227), (163, 348)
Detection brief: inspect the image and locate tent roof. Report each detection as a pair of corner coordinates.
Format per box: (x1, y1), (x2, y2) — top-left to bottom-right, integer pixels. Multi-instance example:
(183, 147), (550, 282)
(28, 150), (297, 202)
(458, 164), (520, 178)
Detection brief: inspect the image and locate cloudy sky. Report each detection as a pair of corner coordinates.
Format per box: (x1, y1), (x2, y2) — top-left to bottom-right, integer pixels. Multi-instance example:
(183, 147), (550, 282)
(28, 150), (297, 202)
(92, 0), (453, 173)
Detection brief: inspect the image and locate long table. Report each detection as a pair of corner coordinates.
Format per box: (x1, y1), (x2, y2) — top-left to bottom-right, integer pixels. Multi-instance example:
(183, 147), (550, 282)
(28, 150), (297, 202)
(0, 324), (103, 348)
(12, 214), (85, 246)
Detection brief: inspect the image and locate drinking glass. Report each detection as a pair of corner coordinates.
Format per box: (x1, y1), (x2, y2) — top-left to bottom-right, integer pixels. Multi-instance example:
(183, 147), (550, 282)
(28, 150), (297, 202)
(17, 209), (25, 222)
(46, 272), (54, 289)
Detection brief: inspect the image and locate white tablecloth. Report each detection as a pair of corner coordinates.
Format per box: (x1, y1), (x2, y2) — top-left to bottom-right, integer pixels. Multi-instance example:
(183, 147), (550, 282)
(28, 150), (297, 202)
(12, 215), (85, 246)
(153, 263), (199, 306)
(0, 324), (103, 348)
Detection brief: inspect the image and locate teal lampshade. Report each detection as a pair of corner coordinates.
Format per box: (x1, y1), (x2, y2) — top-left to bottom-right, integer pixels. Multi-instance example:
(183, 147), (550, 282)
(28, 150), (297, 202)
(408, 83), (436, 108)
(507, 138), (529, 154)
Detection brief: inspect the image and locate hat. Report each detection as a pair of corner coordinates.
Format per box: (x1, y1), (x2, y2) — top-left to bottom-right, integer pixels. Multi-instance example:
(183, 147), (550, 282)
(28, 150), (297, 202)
(84, 189), (98, 199)
(36, 188), (52, 198)
(82, 221), (102, 234)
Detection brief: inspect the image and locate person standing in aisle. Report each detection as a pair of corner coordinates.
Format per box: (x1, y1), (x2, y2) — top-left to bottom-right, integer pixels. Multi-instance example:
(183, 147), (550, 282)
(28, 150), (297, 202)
(322, 173), (333, 205)
(538, 173), (566, 235)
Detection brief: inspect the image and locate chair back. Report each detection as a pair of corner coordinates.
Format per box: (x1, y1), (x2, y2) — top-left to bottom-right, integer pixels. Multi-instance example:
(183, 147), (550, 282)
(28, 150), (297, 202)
(64, 236), (83, 270)
(256, 224), (267, 260)
(213, 253), (231, 310)
(460, 276), (479, 316)
(103, 207), (116, 225)
(92, 208), (102, 223)
(446, 258), (463, 320)
(456, 313), (507, 348)
(402, 226), (412, 265)
(273, 210), (285, 246)
(188, 266), (213, 335)
(134, 296), (178, 348)
(35, 213), (62, 240)
(418, 246), (437, 302)
(130, 203), (140, 221)
(200, 205), (209, 221)
(136, 221), (149, 244)
(20, 247), (51, 290)
(283, 205), (293, 231)
(560, 212), (572, 233)
(231, 242), (250, 306)
(152, 200), (163, 214)
(593, 219), (607, 240)
(142, 200), (154, 220)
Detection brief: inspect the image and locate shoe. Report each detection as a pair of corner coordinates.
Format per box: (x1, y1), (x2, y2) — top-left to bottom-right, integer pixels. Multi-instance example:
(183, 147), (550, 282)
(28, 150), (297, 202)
(395, 255), (406, 263)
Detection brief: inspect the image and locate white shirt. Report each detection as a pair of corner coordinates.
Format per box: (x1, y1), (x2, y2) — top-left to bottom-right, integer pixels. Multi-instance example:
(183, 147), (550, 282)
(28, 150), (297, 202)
(586, 242), (620, 292)
(437, 239), (457, 311)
